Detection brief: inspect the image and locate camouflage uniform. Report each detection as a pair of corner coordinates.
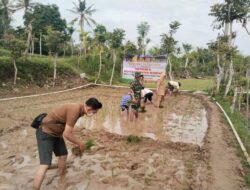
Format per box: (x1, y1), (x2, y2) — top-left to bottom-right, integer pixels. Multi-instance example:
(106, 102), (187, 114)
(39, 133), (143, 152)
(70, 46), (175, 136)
(130, 72), (144, 111)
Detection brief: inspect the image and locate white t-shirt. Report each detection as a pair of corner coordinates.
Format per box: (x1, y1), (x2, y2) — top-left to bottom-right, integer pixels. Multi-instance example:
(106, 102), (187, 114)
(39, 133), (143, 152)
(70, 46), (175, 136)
(141, 88), (153, 97)
(169, 81), (180, 90)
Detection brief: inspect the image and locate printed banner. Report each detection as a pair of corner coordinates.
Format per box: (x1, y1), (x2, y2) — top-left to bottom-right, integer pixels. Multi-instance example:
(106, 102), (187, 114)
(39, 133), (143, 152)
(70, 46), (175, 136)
(122, 58), (167, 81)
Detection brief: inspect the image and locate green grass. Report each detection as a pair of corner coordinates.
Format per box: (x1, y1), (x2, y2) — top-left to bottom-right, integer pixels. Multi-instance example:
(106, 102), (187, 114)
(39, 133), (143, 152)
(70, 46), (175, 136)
(116, 78), (214, 92)
(214, 96), (250, 187)
(85, 139), (95, 151)
(179, 78), (214, 91)
(127, 135), (141, 143)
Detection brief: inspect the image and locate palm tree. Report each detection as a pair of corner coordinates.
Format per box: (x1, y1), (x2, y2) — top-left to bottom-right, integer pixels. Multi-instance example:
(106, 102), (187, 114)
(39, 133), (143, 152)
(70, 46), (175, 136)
(160, 21), (181, 80)
(14, 0), (35, 13)
(69, 0), (97, 55)
(13, 0), (35, 55)
(137, 21), (150, 55)
(94, 24), (107, 84)
(0, 0), (15, 35)
(182, 43), (192, 69)
(109, 28), (125, 86)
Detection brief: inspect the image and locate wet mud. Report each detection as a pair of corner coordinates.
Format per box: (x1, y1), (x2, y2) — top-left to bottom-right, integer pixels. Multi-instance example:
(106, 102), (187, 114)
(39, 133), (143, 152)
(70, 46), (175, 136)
(0, 86), (248, 190)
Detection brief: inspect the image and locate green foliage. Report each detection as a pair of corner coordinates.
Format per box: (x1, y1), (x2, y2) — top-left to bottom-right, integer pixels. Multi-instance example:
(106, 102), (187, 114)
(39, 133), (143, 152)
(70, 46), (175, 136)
(215, 96), (250, 187)
(44, 26), (64, 55)
(148, 46), (162, 56)
(0, 55), (77, 85)
(85, 139), (95, 151)
(169, 20), (181, 35)
(24, 3), (67, 54)
(0, 34), (25, 60)
(182, 43), (192, 53)
(94, 24), (107, 44)
(108, 28), (125, 49)
(127, 135), (141, 143)
(124, 41), (138, 57)
(210, 0), (250, 29)
(70, 0), (97, 31)
(0, 48), (10, 56)
(137, 21), (150, 55)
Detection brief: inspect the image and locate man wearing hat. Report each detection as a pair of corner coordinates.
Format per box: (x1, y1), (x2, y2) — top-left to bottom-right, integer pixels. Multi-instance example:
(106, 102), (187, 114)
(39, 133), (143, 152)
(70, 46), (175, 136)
(130, 72), (144, 119)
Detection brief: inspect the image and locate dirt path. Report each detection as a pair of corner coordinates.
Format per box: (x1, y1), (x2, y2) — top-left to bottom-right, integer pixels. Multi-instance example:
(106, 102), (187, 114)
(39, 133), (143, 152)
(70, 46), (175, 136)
(0, 86), (248, 190)
(201, 95), (248, 190)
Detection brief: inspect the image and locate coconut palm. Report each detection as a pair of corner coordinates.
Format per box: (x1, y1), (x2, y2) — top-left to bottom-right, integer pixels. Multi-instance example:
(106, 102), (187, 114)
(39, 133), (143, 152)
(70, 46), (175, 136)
(160, 21), (181, 80)
(14, 0), (35, 13)
(69, 0), (97, 55)
(0, 0), (15, 35)
(137, 21), (150, 55)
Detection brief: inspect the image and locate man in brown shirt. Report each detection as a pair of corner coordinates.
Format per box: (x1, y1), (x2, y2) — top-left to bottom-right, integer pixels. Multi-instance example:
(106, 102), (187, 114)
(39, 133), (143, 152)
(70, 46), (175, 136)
(33, 98), (102, 190)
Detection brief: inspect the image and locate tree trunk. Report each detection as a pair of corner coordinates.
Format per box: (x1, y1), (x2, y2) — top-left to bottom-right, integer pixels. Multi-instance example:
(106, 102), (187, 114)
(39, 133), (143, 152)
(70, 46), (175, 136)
(95, 48), (102, 84)
(32, 35), (34, 55)
(13, 59), (17, 85)
(168, 56), (173, 80)
(184, 54), (189, 68)
(230, 87), (238, 113)
(71, 39), (74, 57)
(53, 53), (58, 87)
(216, 54), (224, 93)
(24, 22), (32, 55)
(39, 33), (42, 56)
(224, 56), (234, 96)
(110, 49), (117, 86)
(63, 43), (66, 57)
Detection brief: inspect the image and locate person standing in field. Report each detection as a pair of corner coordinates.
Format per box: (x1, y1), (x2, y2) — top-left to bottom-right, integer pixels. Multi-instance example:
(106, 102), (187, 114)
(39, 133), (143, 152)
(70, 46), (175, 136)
(130, 72), (144, 120)
(168, 81), (181, 95)
(156, 73), (166, 108)
(33, 98), (102, 190)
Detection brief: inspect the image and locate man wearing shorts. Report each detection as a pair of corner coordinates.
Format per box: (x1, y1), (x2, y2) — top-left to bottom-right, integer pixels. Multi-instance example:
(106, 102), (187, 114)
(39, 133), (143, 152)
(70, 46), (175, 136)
(33, 98), (102, 190)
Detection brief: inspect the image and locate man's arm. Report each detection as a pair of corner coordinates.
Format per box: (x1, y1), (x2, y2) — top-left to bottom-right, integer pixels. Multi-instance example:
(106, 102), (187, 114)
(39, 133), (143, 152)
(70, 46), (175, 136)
(63, 124), (84, 151)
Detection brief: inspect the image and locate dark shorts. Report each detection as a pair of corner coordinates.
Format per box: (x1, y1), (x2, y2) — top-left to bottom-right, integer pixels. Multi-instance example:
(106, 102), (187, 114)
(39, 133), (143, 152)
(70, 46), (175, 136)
(36, 127), (68, 165)
(121, 105), (129, 111)
(144, 92), (153, 103)
(168, 83), (175, 92)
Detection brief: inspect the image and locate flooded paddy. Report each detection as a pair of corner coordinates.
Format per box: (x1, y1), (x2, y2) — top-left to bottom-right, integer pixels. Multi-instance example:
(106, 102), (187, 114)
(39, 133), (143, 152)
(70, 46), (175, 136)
(0, 86), (247, 190)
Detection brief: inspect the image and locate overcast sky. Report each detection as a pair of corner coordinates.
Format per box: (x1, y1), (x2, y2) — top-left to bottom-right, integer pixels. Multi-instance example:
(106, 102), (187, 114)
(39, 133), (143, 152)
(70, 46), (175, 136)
(12, 0), (250, 55)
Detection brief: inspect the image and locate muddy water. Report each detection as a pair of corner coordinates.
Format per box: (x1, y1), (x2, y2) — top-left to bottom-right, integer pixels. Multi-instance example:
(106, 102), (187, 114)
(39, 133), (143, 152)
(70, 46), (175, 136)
(0, 87), (209, 189)
(77, 92), (208, 146)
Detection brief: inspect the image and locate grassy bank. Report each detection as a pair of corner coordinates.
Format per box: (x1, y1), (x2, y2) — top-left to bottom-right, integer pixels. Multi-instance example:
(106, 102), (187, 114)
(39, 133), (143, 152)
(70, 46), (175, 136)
(118, 78), (214, 91)
(214, 96), (250, 186)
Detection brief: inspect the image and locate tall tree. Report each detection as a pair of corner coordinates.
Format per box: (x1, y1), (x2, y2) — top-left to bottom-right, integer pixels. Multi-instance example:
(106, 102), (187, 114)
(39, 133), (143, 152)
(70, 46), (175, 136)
(108, 28), (125, 86)
(161, 21), (181, 80)
(182, 43), (192, 69)
(137, 21), (150, 55)
(13, 0), (35, 55)
(69, 0), (97, 55)
(44, 26), (64, 87)
(0, 0), (15, 35)
(0, 2), (5, 38)
(124, 41), (138, 58)
(24, 3), (67, 55)
(148, 46), (162, 56)
(210, 0), (249, 96)
(94, 24), (107, 84)
(67, 26), (75, 57)
(0, 34), (25, 85)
